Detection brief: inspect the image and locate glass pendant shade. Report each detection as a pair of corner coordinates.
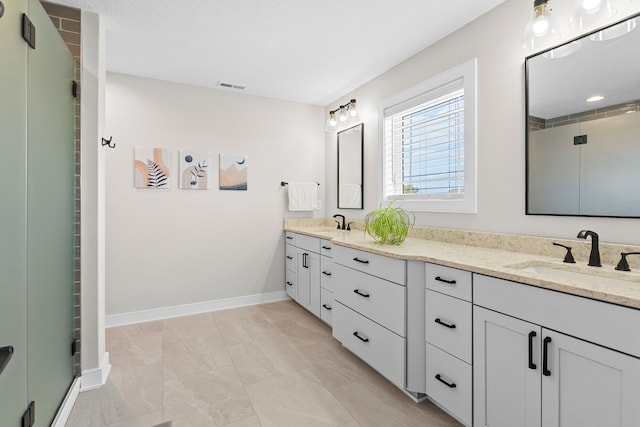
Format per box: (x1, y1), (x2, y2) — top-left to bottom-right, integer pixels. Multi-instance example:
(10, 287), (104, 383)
(338, 106), (348, 122)
(523, 0), (561, 50)
(348, 99), (359, 119)
(570, 0), (617, 29)
(325, 111), (337, 131)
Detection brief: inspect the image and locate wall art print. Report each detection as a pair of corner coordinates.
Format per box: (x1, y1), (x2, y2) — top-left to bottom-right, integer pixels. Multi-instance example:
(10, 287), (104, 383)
(219, 154), (247, 190)
(134, 147), (170, 188)
(179, 150), (210, 189)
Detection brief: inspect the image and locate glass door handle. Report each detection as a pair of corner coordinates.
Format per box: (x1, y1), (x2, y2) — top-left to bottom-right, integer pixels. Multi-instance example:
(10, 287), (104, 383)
(0, 346), (14, 376)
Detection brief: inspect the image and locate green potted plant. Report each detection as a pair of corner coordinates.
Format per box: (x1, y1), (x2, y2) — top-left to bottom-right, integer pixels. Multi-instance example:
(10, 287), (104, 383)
(364, 201), (414, 245)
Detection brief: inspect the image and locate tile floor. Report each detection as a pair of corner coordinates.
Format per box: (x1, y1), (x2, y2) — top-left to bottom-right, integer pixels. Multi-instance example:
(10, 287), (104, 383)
(66, 300), (462, 427)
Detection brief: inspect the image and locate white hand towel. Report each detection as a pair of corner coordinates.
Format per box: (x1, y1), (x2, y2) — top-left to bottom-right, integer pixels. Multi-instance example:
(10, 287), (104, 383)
(288, 182), (319, 211)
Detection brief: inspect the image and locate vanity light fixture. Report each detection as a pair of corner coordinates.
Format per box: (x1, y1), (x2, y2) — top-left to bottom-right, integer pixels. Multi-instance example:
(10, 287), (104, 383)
(586, 95), (605, 102)
(325, 99), (359, 132)
(570, 0), (617, 30)
(523, 0), (561, 50)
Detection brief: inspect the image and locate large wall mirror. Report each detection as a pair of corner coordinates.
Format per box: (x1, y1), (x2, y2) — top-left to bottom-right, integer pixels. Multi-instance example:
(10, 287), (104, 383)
(337, 123), (364, 209)
(526, 13), (640, 217)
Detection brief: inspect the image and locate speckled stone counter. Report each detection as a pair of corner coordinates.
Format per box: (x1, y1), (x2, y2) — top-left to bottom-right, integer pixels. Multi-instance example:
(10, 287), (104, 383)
(284, 218), (640, 310)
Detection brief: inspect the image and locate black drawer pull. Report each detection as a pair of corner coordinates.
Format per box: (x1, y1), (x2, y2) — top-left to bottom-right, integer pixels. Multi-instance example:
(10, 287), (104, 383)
(0, 346), (14, 377)
(286, 236), (293, 240)
(353, 331), (369, 343)
(286, 281), (293, 286)
(543, 336), (552, 377)
(435, 276), (456, 285)
(353, 257), (369, 264)
(322, 246), (332, 250)
(528, 331), (537, 370)
(434, 318), (456, 329)
(322, 271), (332, 276)
(353, 289), (370, 298)
(435, 374), (457, 388)
(322, 304), (332, 310)
(286, 255), (293, 260)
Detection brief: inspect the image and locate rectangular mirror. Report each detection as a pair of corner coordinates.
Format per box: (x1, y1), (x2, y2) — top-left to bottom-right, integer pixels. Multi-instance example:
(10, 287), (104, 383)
(337, 123), (364, 209)
(526, 13), (640, 217)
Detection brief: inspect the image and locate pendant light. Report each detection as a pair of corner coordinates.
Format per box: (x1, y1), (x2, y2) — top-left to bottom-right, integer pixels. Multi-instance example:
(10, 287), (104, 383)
(523, 0), (561, 50)
(570, 0), (617, 29)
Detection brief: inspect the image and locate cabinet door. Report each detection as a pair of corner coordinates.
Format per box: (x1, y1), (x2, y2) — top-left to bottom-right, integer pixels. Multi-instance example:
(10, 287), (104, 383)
(296, 250), (320, 317)
(542, 329), (640, 427)
(474, 306), (541, 427)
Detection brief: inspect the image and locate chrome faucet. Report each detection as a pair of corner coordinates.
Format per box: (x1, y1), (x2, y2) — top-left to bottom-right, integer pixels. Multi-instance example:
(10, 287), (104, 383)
(333, 214), (346, 230)
(577, 230), (601, 267)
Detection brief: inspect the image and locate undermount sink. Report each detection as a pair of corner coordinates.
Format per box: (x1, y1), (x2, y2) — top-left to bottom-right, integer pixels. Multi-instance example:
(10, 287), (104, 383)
(506, 261), (640, 288)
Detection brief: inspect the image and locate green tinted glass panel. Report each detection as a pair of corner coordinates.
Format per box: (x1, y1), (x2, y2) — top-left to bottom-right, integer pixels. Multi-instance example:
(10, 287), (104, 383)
(0, 0), (29, 425)
(26, 0), (76, 424)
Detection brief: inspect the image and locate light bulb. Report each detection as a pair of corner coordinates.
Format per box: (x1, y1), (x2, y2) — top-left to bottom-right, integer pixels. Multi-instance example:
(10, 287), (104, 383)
(570, 0), (616, 29)
(325, 111), (337, 132)
(338, 106), (348, 122)
(522, 0), (560, 50)
(582, 0), (601, 13)
(349, 99), (359, 118)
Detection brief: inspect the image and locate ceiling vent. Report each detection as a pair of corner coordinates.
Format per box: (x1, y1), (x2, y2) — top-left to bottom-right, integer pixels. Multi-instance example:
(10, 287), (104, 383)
(217, 81), (246, 90)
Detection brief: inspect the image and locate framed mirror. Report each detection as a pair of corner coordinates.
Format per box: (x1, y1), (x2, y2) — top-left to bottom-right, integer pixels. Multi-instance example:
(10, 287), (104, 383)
(337, 123), (364, 209)
(526, 13), (640, 217)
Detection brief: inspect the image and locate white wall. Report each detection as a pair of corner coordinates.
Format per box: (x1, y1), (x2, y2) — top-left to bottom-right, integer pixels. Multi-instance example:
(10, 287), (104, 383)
(105, 73), (324, 316)
(326, 0), (640, 245)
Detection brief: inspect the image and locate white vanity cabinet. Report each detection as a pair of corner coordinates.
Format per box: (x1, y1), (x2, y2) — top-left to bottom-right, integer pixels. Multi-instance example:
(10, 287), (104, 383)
(331, 244), (407, 389)
(319, 239), (335, 326)
(473, 274), (640, 427)
(424, 263), (473, 427)
(284, 232), (321, 317)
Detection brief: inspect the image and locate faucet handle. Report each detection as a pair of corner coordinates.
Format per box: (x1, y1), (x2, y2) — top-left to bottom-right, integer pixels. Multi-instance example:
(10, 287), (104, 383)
(553, 243), (576, 264)
(615, 252), (640, 271)
(346, 222), (353, 231)
(335, 220), (341, 229)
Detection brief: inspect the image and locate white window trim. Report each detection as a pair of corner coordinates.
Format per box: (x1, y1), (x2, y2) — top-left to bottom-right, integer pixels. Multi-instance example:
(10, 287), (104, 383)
(378, 58), (477, 213)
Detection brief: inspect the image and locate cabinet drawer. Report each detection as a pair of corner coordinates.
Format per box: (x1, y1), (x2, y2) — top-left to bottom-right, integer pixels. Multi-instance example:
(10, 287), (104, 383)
(320, 257), (334, 293)
(320, 288), (334, 326)
(296, 233), (321, 253)
(285, 244), (297, 272)
(425, 263), (472, 302)
(333, 302), (405, 389)
(285, 231), (296, 246)
(426, 343), (472, 427)
(334, 263), (405, 337)
(333, 245), (405, 285)
(285, 269), (296, 299)
(425, 290), (472, 364)
(320, 239), (334, 257)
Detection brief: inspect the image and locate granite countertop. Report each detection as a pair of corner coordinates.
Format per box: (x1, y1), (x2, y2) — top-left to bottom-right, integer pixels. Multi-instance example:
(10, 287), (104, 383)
(284, 223), (640, 311)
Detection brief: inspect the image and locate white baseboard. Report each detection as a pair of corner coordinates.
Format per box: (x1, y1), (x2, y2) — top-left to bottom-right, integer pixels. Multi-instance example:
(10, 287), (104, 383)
(51, 377), (81, 427)
(80, 352), (111, 391)
(105, 291), (289, 328)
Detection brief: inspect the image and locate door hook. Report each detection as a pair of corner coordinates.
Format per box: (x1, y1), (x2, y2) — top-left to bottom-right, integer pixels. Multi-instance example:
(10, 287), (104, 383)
(101, 136), (115, 148)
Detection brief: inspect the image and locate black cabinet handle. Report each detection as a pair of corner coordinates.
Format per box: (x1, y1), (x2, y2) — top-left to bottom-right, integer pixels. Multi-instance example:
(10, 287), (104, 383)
(286, 236), (293, 240)
(286, 255), (293, 260)
(543, 336), (552, 376)
(353, 257), (369, 264)
(528, 331), (537, 370)
(322, 271), (332, 276)
(434, 318), (456, 329)
(435, 276), (456, 285)
(435, 374), (457, 388)
(353, 331), (369, 342)
(322, 304), (332, 310)
(353, 289), (370, 298)
(286, 281), (293, 286)
(322, 246), (332, 250)
(303, 253), (309, 269)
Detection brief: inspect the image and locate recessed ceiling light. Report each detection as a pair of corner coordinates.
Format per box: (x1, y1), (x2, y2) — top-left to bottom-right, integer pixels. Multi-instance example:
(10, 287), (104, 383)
(586, 95), (605, 102)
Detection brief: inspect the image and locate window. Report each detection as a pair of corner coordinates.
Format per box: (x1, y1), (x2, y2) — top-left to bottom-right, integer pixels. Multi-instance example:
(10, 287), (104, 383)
(379, 59), (477, 213)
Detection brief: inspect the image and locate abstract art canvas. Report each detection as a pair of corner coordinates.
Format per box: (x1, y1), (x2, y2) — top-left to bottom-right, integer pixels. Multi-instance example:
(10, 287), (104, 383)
(219, 154), (247, 190)
(134, 147), (170, 188)
(179, 150), (210, 189)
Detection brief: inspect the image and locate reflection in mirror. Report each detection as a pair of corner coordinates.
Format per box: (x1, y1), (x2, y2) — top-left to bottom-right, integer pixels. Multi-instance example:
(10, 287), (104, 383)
(337, 123), (364, 209)
(526, 13), (640, 217)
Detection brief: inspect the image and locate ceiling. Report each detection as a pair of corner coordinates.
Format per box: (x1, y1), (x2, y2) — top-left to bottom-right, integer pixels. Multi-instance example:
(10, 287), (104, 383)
(48, 0), (507, 106)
